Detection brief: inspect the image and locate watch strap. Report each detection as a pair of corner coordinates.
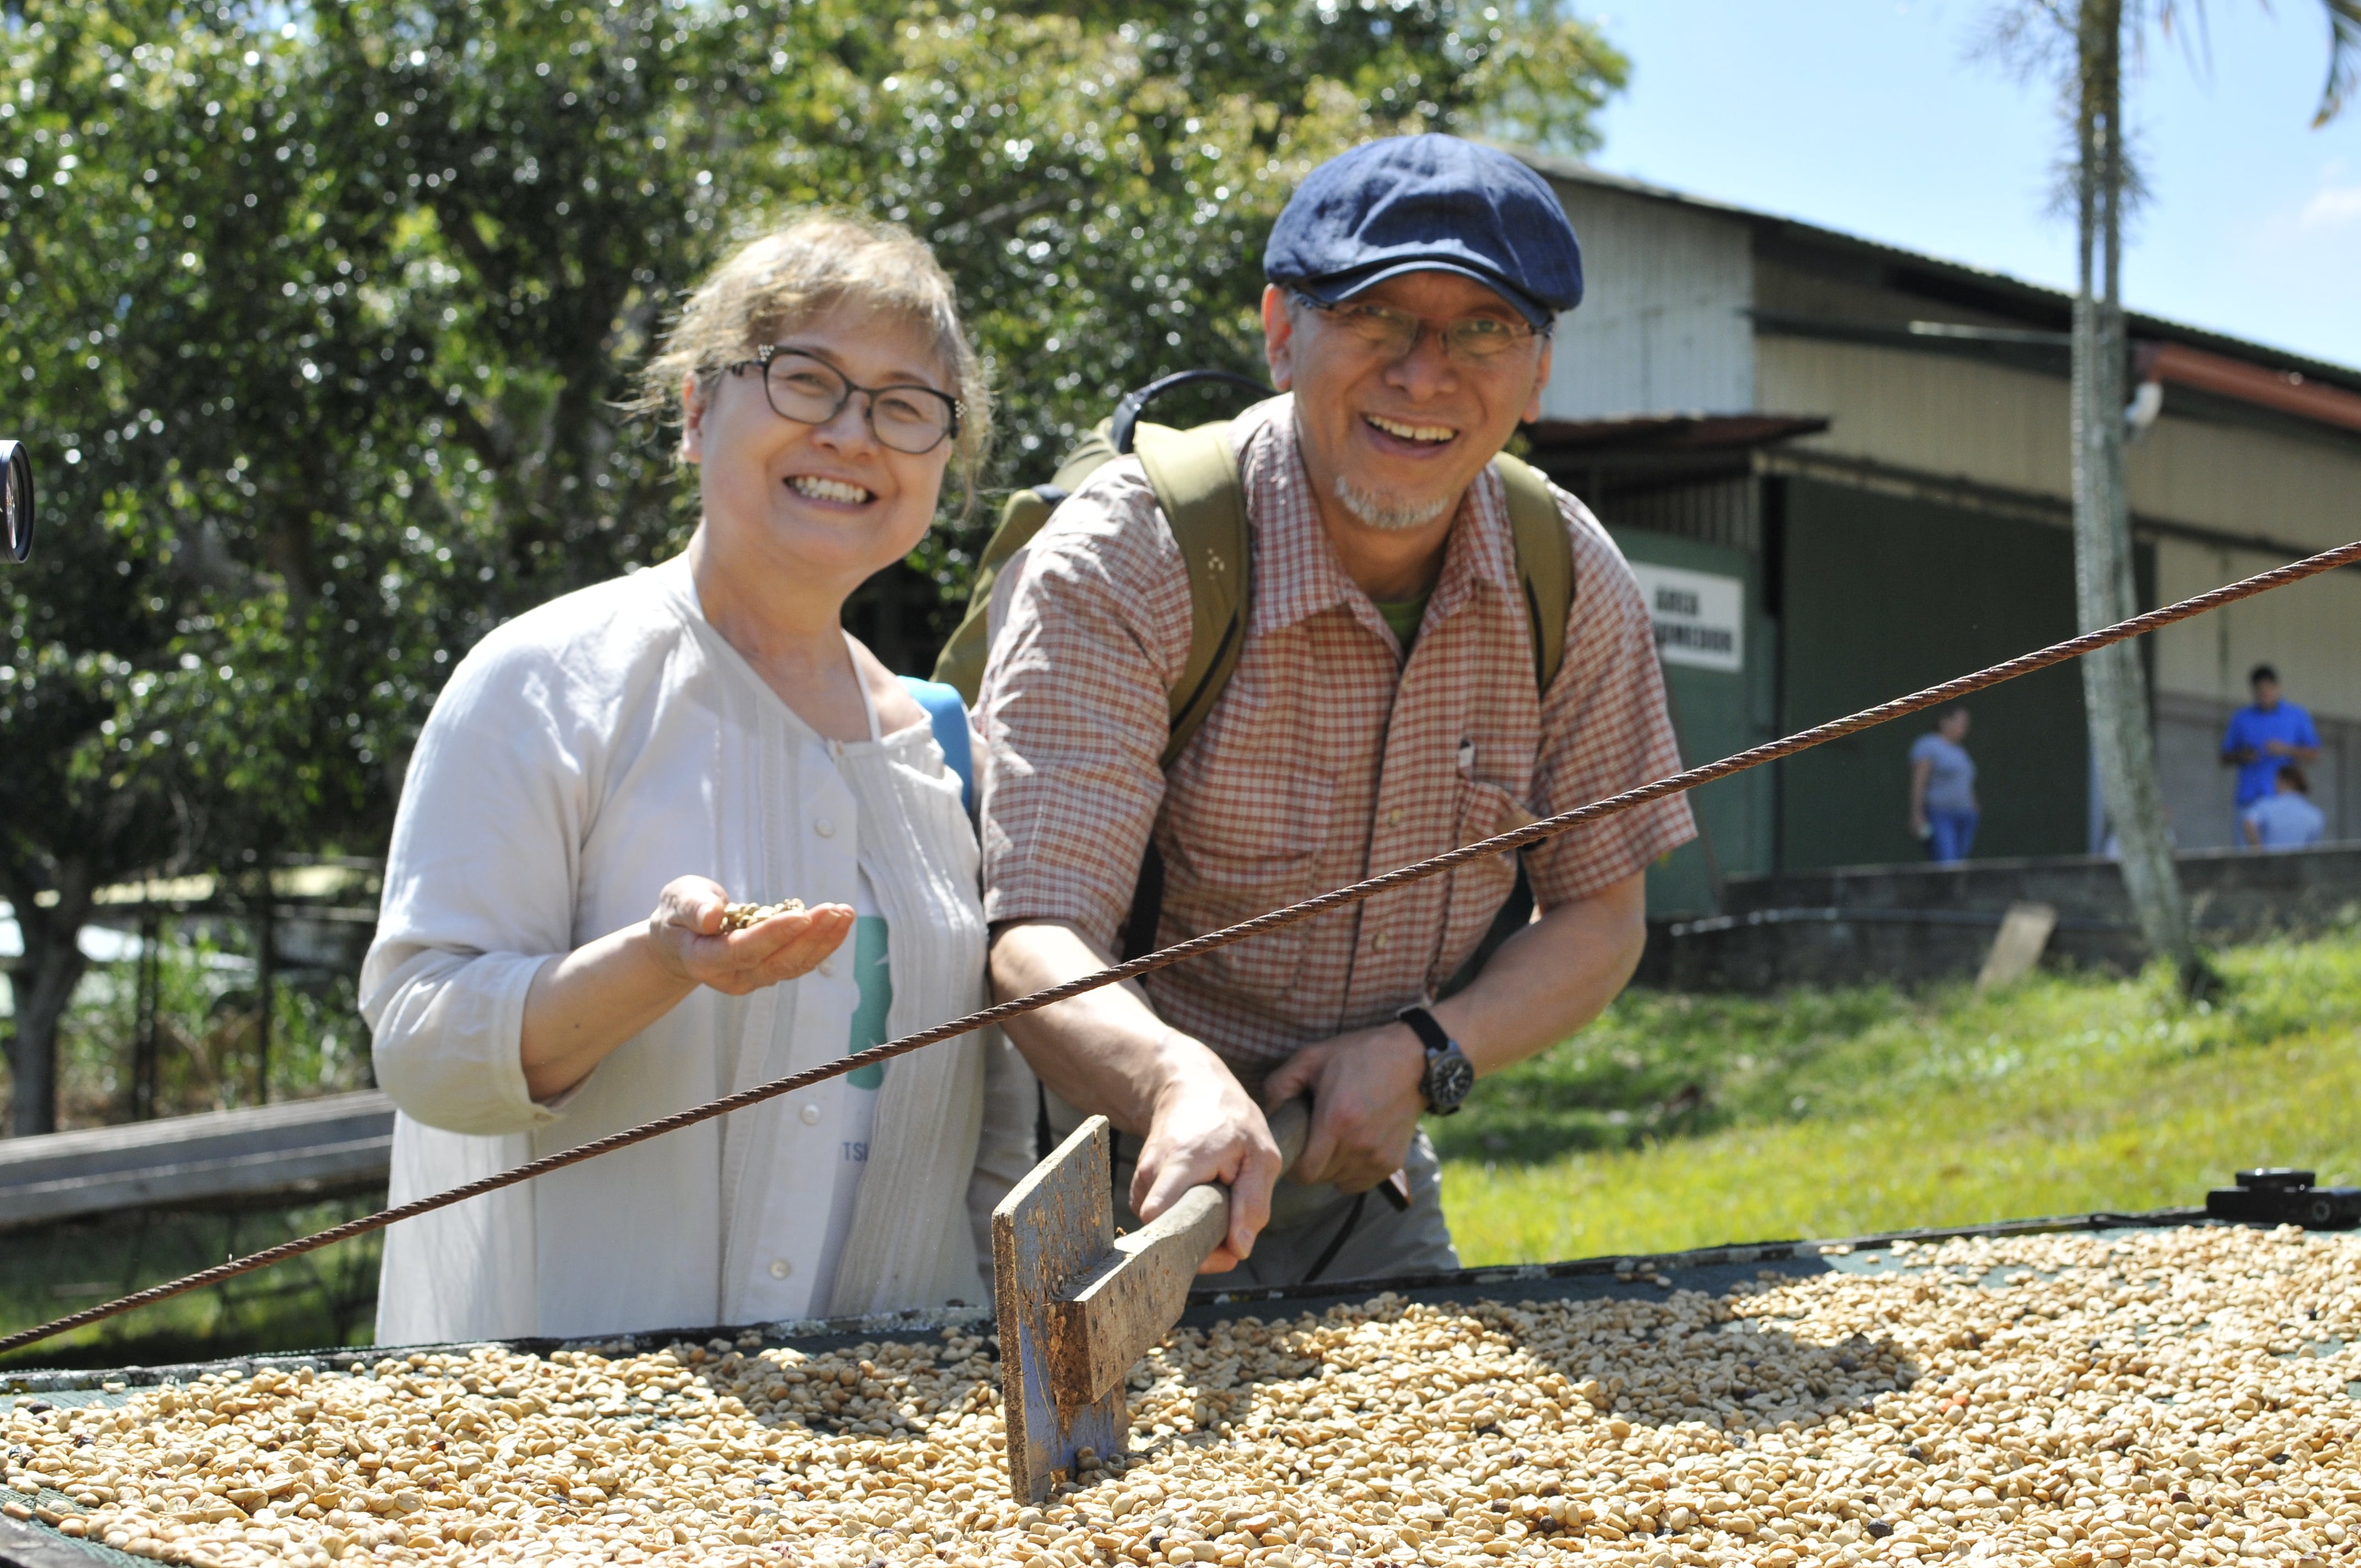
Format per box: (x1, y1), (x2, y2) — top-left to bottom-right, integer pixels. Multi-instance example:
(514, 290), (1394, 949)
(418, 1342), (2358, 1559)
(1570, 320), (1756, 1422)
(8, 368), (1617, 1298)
(1396, 1005), (1452, 1057)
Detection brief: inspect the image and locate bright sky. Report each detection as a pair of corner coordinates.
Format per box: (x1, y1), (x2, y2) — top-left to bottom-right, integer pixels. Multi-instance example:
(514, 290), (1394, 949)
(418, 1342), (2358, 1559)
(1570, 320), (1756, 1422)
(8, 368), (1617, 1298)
(1586, 0), (2361, 372)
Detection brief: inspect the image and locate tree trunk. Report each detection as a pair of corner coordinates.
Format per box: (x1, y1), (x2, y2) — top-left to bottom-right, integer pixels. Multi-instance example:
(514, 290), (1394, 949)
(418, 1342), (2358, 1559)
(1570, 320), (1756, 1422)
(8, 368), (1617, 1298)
(2071, 0), (2203, 992)
(3, 863), (94, 1137)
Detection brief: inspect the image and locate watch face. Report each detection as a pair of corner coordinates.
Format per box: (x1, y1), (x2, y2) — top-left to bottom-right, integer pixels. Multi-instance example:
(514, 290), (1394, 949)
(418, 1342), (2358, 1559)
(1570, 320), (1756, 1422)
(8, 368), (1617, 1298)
(1428, 1049), (1476, 1112)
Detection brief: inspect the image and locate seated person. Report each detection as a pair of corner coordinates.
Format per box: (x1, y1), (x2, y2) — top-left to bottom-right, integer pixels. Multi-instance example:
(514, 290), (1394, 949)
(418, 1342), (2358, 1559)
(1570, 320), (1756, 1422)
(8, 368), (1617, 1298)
(363, 214), (1020, 1342)
(2241, 765), (2326, 851)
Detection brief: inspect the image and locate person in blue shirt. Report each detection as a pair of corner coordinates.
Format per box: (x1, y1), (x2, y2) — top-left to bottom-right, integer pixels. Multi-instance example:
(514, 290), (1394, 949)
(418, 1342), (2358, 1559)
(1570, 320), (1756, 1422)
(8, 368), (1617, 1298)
(1908, 706), (1979, 864)
(2242, 765), (2327, 851)
(2220, 665), (2319, 834)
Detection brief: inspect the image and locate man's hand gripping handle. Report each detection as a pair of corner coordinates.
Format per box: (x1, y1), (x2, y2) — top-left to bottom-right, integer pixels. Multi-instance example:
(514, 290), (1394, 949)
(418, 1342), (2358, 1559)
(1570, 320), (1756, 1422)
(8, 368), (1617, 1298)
(1047, 1099), (1311, 1413)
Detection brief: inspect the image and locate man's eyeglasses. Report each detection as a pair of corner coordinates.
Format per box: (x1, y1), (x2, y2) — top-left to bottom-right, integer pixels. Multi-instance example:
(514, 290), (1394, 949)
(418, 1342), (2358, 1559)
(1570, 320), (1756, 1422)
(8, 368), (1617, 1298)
(725, 347), (962, 456)
(1295, 294), (1548, 367)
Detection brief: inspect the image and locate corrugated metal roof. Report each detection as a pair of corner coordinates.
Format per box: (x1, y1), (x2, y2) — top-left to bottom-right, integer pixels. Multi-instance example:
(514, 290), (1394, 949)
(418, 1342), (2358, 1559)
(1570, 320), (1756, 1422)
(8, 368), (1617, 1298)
(1504, 144), (2361, 398)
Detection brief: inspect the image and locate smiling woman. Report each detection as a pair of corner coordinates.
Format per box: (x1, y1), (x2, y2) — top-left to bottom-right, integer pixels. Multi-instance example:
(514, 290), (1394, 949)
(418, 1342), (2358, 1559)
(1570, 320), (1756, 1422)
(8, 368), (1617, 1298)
(360, 214), (1029, 1346)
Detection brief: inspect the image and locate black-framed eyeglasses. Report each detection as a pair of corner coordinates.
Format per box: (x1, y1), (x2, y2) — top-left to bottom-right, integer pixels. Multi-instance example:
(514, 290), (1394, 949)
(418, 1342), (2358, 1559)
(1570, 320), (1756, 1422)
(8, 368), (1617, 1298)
(725, 346), (962, 455)
(1294, 293), (1548, 367)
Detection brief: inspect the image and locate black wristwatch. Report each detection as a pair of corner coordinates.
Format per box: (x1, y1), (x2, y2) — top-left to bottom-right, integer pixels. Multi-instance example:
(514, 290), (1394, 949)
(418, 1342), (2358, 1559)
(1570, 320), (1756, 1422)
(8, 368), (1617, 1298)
(1397, 1005), (1475, 1116)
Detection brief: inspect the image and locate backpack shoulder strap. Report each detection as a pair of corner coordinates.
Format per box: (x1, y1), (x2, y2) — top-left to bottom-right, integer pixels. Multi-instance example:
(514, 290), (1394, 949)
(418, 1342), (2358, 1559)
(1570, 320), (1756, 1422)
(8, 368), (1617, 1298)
(929, 423), (1130, 705)
(1049, 423), (1123, 493)
(1133, 421), (1249, 772)
(1493, 451), (1575, 694)
(931, 486), (1056, 706)
(895, 676), (974, 817)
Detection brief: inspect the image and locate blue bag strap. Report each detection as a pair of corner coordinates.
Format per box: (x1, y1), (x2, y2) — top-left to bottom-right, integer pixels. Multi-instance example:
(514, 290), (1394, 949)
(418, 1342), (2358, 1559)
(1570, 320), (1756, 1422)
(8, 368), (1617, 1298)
(897, 675), (975, 818)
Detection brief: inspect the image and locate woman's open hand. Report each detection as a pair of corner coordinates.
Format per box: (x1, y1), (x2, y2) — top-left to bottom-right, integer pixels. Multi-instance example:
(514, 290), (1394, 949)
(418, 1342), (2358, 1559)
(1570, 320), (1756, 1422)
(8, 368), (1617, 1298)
(645, 876), (855, 995)
(520, 876), (855, 1101)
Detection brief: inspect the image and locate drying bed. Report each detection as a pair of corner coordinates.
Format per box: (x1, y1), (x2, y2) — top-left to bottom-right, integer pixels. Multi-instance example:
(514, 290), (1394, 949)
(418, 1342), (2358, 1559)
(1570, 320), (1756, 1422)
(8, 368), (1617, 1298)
(3, 1217), (2356, 1568)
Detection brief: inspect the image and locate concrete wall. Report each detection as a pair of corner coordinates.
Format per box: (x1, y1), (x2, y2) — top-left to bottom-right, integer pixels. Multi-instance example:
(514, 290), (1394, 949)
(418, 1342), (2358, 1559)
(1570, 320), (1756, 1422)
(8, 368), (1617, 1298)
(1641, 844), (2361, 992)
(1543, 178), (1754, 419)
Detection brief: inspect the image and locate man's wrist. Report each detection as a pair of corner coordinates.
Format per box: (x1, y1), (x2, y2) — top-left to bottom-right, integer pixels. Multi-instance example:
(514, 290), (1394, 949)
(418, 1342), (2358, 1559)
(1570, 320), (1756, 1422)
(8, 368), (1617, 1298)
(1427, 999), (1488, 1072)
(1144, 1029), (1239, 1113)
(1356, 1022), (1428, 1110)
(1397, 1005), (1476, 1115)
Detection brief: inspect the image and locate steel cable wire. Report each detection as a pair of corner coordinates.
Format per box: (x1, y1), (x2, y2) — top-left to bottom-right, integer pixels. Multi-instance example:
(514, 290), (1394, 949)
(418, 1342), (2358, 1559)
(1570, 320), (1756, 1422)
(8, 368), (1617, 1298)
(4, 537), (2355, 1360)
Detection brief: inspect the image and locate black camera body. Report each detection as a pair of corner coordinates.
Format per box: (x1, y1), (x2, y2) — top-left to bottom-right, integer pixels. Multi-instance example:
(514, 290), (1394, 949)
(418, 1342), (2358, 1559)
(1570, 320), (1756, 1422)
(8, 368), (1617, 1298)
(2205, 1168), (2361, 1230)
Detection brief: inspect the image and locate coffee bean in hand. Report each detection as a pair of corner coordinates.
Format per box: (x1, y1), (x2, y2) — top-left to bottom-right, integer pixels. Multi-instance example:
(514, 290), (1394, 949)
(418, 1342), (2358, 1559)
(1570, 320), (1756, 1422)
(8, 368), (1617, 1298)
(717, 897), (804, 933)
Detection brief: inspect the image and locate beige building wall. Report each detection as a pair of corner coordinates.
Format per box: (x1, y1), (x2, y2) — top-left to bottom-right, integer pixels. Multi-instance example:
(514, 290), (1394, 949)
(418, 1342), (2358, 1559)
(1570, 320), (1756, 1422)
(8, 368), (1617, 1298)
(2151, 540), (2361, 721)
(1753, 252), (2034, 333)
(1534, 195), (2361, 843)
(2151, 538), (2361, 848)
(1758, 335), (2361, 713)
(1758, 336), (2071, 498)
(2130, 415), (2361, 556)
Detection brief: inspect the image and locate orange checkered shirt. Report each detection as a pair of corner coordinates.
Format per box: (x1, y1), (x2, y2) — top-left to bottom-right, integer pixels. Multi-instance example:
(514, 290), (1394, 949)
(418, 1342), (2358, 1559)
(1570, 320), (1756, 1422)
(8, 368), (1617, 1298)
(977, 396), (1694, 1071)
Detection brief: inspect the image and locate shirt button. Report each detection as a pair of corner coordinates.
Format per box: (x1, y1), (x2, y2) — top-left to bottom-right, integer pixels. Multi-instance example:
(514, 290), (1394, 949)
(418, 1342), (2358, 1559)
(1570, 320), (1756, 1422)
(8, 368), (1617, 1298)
(799, 1103), (822, 1126)
(814, 817), (836, 838)
(817, 959), (835, 978)
(769, 1259), (792, 1280)
(1372, 932), (1391, 952)
(1386, 807), (1404, 827)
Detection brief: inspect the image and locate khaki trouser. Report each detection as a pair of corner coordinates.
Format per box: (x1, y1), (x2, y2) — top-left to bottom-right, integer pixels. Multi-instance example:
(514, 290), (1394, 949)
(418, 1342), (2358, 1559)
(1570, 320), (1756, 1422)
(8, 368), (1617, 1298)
(1042, 1088), (1460, 1288)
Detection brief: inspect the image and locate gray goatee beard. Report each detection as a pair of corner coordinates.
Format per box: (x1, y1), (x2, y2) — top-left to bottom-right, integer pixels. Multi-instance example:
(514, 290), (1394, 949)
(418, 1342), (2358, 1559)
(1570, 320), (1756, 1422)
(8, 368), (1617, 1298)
(1333, 472), (1452, 532)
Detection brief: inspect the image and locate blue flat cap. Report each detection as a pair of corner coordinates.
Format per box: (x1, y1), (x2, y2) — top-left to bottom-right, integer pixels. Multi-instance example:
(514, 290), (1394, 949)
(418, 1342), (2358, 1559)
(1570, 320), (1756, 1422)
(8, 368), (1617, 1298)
(1264, 134), (1582, 327)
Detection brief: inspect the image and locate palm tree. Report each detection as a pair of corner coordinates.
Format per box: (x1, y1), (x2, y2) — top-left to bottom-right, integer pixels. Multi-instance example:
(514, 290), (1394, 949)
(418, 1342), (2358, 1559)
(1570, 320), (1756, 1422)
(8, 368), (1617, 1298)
(1988, 0), (2358, 993)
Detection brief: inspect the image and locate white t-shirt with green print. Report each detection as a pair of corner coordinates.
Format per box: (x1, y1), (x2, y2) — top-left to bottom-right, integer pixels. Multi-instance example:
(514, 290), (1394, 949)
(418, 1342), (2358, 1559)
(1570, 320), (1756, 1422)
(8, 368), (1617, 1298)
(813, 867), (891, 1295)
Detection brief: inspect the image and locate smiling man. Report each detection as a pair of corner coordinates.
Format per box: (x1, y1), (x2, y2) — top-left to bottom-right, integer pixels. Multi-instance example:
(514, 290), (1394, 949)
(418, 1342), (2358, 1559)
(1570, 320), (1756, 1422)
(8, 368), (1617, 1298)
(977, 135), (1695, 1283)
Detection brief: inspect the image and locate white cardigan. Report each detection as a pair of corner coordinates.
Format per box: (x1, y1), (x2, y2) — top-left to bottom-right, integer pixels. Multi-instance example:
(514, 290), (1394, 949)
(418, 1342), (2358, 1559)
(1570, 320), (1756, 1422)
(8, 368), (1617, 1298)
(362, 556), (1031, 1344)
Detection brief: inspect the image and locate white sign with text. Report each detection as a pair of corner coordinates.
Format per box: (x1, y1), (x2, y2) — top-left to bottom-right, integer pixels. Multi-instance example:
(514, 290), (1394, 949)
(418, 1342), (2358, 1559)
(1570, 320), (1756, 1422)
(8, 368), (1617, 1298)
(1629, 562), (1745, 673)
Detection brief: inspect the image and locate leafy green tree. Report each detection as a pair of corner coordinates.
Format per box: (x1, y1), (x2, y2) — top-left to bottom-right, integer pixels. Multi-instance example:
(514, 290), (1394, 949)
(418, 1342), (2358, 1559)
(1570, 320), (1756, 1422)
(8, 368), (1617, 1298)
(2, 0), (1624, 1134)
(1981, 0), (2354, 994)
(0, 3), (298, 1134)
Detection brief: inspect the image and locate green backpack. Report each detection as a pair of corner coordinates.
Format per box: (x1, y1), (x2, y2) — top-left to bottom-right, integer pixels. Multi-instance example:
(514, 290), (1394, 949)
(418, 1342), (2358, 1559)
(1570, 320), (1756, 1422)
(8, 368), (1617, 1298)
(933, 372), (1576, 783)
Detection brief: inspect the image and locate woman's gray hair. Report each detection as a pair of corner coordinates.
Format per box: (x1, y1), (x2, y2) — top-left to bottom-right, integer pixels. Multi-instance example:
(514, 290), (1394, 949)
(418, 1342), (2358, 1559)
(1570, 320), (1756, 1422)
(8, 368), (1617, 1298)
(635, 213), (992, 510)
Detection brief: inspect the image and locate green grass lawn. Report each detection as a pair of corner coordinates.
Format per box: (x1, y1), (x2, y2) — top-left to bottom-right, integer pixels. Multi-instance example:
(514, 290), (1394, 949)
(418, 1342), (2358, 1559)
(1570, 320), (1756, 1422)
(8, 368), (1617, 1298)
(1436, 927), (2361, 1265)
(0, 1199), (382, 1371)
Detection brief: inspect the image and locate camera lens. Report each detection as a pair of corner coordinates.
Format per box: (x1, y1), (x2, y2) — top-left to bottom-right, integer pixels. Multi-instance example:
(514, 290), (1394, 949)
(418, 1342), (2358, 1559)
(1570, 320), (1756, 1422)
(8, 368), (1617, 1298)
(0, 440), (31, 563)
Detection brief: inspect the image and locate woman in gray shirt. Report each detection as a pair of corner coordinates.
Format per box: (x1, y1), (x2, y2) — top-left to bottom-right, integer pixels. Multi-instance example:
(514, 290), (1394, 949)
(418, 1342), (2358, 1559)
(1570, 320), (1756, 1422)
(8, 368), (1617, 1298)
(1908, 706), (1979, 864)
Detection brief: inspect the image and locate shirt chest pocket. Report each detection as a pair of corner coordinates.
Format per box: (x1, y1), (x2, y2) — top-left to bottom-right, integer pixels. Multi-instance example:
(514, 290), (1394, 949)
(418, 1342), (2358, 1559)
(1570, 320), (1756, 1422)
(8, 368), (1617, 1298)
(1158, 766), (1338, 994)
